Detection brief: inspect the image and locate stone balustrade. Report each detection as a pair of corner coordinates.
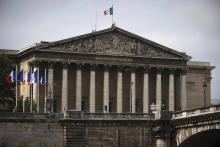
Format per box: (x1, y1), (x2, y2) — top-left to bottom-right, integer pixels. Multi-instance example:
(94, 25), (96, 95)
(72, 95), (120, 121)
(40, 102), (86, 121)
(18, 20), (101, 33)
(172, 104), (220, 119)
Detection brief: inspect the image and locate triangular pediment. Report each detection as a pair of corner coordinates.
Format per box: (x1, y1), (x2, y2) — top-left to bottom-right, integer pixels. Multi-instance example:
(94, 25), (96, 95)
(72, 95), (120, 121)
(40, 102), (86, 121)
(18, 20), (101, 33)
(38, 26), (189, 60)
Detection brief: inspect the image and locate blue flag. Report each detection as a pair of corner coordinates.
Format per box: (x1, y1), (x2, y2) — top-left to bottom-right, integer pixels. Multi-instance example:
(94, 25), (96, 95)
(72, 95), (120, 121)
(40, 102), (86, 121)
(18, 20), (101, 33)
(40, 72), (46, 85)
(17, 69), (24, 84)
(25, 70), (31, 84)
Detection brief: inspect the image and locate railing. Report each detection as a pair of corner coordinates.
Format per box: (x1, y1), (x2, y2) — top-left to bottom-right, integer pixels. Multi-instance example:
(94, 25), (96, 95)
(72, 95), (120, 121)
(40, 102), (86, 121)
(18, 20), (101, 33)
(172, 104), (220, 119)
(0, 112), (64, 120)
(0, 112), (153, 120)
(64, 111), (154, 120)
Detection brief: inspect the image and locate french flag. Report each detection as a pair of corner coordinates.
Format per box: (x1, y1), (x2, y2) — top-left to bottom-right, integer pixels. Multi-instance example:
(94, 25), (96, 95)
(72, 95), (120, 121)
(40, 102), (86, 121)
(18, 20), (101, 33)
(104, 6), (113, 15)
(6, 69), (16, 84)
(31, 70), (38, 84)
(40, 72), (46, 85)
(25, 70), (31, 84)
(17, 69), (24, 84)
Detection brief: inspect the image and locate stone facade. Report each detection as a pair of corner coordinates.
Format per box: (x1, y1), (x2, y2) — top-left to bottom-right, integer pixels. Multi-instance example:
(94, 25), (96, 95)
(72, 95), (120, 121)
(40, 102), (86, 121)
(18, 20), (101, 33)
(1, 26), (214, 113)
(0, 121), (63, 147)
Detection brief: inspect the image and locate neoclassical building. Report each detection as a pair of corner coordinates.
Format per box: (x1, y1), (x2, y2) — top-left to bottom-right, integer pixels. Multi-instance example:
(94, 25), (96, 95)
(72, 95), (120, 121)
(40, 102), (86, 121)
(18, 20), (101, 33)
(1, 26), (214, 113)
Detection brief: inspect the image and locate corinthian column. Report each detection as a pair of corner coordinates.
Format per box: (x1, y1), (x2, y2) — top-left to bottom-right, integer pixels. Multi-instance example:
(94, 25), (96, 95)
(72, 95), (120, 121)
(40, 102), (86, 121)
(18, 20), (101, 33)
(156, 68), (162, 111)
(117, 66), (123, 113)
(47, 62), (54, 112)
(169, 69), (175, 111)
(76, 64), (82, 111)
(180, 69), (187, 110)
(32, 61), (39, 113)
(130, 68), (136, 113)
(143, 67), (149, 113)
(61, 63), (68, 112)
(103, 65), (109, 113)
(89, 65), (96, 113)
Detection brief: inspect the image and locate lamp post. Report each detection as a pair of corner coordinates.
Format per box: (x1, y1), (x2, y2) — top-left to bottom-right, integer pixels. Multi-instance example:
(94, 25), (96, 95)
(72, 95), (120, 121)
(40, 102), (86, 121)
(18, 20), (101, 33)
(203, 82), (207, 107)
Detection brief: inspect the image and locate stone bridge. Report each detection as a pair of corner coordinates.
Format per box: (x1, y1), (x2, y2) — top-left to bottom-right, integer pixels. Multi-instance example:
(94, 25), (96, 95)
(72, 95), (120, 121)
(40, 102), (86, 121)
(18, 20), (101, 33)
(171, 105), (220, 147)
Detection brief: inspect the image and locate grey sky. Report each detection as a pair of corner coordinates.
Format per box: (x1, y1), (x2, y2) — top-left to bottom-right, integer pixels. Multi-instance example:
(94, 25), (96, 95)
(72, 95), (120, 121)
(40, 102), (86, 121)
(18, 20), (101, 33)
(0, 0), (219, 99)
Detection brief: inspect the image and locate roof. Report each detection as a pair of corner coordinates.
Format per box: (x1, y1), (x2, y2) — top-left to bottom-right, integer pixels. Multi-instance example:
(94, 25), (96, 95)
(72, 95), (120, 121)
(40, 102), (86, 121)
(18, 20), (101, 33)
(0, 49), (19, 55)
(35, 25), (190, 60)
(187, 61), (215, 70)
(19, 25), (191, 60)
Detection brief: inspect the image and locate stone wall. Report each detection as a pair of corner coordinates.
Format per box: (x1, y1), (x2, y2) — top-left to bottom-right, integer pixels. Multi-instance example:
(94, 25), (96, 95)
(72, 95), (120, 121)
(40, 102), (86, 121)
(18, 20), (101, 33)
(63, 121), (154, 147)
(0, 115), (156, 147)
(186, 66), (212, 109)
(0, 121), (63, 147)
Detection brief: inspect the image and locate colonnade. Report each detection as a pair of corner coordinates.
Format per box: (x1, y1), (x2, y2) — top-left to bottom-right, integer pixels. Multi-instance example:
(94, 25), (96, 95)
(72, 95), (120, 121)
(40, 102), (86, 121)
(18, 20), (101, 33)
(32, 62), (187, 113)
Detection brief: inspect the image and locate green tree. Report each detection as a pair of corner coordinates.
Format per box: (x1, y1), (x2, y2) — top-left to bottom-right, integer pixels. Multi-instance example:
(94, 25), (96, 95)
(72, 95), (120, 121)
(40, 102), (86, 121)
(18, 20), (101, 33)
(0, 54), (15, 111)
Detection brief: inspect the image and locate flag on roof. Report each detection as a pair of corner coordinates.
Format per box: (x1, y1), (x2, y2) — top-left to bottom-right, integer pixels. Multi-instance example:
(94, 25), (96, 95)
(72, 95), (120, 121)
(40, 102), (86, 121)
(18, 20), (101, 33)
(104, 6), (113, 15)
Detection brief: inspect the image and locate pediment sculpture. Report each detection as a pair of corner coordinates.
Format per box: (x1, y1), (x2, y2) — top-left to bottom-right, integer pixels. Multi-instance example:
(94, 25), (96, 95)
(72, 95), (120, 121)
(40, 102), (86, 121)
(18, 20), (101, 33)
(47, 32), (179, 58)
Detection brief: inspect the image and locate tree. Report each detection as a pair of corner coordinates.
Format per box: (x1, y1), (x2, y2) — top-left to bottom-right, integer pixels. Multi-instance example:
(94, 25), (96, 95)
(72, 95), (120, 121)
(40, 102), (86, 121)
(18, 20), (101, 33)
(0, 54), (15, 111)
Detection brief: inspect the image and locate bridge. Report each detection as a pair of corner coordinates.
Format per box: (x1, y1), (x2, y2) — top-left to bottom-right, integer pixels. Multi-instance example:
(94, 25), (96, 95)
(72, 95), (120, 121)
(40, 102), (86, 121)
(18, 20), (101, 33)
(171, 104), (220, 147)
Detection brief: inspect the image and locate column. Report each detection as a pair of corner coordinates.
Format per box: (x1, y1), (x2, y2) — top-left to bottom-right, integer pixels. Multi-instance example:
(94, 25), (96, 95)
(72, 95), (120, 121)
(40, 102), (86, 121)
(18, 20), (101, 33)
(61, 63), (68, 112)
(130, 68), (136, 113)
(47, 62), (54, 112)
(156, 68), (162, 111)
(169, 69), (175, 111)
(32, 62), (39, 113)
(117, 66), (123, 113)
(89, 65), (96, 113)
(180, 70), (187, 110)
(76, 64), (82, 111)
(143, 67), (149, 113)
(103, 65), (109, 113)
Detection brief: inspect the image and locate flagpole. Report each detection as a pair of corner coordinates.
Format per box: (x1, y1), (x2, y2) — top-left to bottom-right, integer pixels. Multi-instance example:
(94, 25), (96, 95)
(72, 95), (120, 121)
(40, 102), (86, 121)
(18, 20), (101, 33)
(44, 68), (47, 113)
(95, 11), (97, 31)
(37, 67), (40, 113)
(15, 64), (18, 111)
(22, 68), (25, 113)
(30, 66), (33, 113)
(112, 4), (114, 25)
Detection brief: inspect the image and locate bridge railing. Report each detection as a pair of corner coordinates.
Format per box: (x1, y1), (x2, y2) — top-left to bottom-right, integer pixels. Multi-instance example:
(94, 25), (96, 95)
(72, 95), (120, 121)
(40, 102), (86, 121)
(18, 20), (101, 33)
(172, 104), (220, 119)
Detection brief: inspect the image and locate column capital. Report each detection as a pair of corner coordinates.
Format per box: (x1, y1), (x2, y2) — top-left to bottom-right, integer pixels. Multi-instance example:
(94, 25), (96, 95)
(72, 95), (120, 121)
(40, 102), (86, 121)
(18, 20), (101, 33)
(103, 64), (111, 71)
(130, 66), (137, 72)
(32, 61), (40, 67)
(117, 65), (124, 72)
(181, 68), (188, 75)
(156, 67), (163, 73)
(169, 68), (176, 74)
(76, 63), (83, 69)
(90, 64), (96, 71)
(48, 62), (54, 68)
(62, 62), (68, 68)
(144, 66), (150, 73)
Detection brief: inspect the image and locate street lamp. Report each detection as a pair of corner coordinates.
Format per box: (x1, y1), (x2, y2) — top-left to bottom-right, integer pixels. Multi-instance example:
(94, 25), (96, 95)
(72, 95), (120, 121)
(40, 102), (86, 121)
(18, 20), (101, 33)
(203, 82), (207, 107)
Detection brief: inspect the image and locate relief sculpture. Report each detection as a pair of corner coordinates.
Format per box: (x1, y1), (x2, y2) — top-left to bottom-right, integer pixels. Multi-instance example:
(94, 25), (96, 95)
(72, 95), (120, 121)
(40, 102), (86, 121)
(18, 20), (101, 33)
(48, 32), (177, 58)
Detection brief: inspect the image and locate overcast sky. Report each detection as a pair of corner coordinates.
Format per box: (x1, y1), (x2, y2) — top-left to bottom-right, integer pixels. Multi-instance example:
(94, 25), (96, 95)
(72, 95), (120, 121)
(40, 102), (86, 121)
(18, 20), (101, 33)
(0, 0), (219, 100)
